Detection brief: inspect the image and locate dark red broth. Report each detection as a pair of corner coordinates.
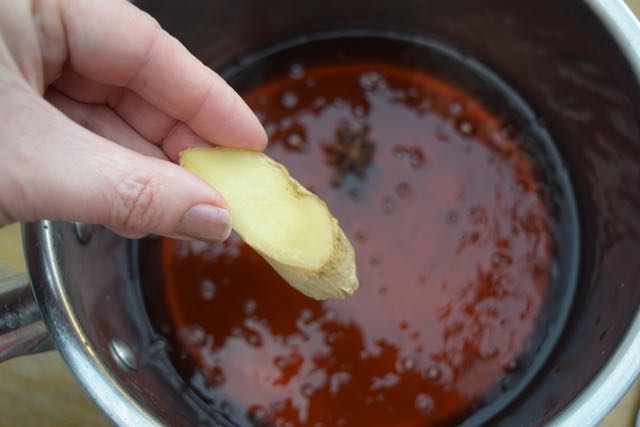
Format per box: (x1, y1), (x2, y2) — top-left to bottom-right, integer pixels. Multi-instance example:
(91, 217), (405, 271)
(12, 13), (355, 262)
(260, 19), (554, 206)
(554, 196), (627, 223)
(157, 39), (554, 427)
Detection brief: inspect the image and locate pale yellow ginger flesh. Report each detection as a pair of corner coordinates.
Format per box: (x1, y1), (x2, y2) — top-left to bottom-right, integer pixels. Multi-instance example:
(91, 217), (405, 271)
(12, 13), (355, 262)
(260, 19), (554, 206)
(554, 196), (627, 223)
(180, 147), (359, 300)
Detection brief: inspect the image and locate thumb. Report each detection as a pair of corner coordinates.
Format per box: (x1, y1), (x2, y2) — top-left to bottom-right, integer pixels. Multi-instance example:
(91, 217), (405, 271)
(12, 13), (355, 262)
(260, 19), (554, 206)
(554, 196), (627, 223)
(0, 90), (231, 241)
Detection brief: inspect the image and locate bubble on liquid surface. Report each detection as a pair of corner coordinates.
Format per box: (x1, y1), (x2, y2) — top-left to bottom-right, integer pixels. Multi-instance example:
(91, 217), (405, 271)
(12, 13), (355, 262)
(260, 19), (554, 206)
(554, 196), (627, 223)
(500, 119), (519, 139)
(301, 383), (315, 397)
(311, 96), (326, 109)
(330, 372), (352, 395)
(180, 325), (206, 347)
(199, 279), (216, 301)
(444, 210), (459, 225)
(359, 71), (386, 91)
(355, 230), (367, 244)
(207, 365), (226, 386)
(327, 331), (343, 344)
(284, 132), (306, 152)
(395, 182), (412, 198)
(280, 117), (293, 129)
(244, 299), (257, 314)
(282, 91), (299, 109)
(451, 353), (464, 367)
(456, 119), (475, 136)
(397, 357), (416, 373)
(348, 188), (362, 201)
(371, 372), (400, 390)
(392, 145), (425, 169)
(247, 405), (269, 424)
(424, 365), (442, 381)
(289, 63), (305, 80)
(416, 97), (434, 114)
(500, 375), (513, 391)
(274, 356), (288, 370)
(381, 196), (395, 214)
(481, 345), (499, 359)
(299, 308), (313, 321)
(467, 205), (486, 224)
(324, 309), (337, 321)
(415, 393), (434, 414)
(449, 100), (464, 115)
(246, 330), (262, 346)
(491, 252), (513, 269)
(504, 359), (519, 373)
(270, 401), (285, 413)
(334, 98), (347, 110)
(274, 352), (303, 370)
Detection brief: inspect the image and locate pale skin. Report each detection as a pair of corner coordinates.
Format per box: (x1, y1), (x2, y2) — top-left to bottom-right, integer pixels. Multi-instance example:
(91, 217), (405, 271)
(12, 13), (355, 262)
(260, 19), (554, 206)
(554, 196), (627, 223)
(0, 0), (268, 241)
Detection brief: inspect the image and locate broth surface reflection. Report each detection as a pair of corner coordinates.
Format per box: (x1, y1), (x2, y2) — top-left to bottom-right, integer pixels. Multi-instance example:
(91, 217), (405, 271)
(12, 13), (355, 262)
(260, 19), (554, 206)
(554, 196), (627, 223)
(161, 55), (553, 426)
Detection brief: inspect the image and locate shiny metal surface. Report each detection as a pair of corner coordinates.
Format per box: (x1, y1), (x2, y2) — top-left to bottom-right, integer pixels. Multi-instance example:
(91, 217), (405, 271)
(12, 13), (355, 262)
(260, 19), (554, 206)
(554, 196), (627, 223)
(24, 221), (160, 427)
(109, 339), (137, 373)
(0, 273), (52, 362)
(548, 3), (640, 426)
(73, 222), (93, 245)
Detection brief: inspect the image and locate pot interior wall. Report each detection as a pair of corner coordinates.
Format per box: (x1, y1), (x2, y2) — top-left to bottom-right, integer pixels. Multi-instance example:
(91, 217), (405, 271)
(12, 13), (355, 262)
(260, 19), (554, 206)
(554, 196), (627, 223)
(33, 1), (640, 426)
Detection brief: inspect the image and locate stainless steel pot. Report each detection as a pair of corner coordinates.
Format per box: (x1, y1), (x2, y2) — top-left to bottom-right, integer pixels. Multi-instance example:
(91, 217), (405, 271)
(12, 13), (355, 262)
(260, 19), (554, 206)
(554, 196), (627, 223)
(2, 0), (640, 425)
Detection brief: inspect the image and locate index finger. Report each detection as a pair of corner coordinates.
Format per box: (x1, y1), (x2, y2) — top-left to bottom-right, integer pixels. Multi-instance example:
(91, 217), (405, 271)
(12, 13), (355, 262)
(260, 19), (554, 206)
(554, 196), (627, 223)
(59, 0), (267, 151)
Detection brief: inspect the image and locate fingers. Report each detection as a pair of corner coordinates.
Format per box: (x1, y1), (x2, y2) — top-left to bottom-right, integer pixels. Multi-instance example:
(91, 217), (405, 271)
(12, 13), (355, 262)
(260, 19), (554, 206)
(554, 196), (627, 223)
(113, 90), (176, 144)
(58, 0), (267, 151)
(0, 83), (231, 242)
(161, 123), (212, 163)
(46, 87), (209, 164)
(45, 88), (166, 159)
(53, 67), (177, 143)
(50, 66), (115, 104)
(0, 1), (44, 91)
(50, 76), (218, 162)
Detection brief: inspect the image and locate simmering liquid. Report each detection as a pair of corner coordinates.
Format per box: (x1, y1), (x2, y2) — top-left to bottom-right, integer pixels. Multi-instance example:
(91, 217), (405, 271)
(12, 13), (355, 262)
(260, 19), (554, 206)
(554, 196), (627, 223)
(155, 36), (555, 426)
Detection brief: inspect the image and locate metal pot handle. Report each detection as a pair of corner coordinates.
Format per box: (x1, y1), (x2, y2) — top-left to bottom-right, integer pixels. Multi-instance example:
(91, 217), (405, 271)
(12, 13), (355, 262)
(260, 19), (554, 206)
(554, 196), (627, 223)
(0, 273), (53, 362)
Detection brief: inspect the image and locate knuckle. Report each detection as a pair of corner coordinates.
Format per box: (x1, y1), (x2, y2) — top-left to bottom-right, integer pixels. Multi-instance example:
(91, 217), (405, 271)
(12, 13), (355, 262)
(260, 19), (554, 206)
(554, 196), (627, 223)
(139, 9), (162, 31)
(111, 172), (160, 231)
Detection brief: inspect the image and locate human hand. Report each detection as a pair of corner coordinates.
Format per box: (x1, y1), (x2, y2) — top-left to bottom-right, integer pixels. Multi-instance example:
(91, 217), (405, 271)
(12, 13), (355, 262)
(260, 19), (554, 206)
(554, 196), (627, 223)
(0, 0), (267, 241)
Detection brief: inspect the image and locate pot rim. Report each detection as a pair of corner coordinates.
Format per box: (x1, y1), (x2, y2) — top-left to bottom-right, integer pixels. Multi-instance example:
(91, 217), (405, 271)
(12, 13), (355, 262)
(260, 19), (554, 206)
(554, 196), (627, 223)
(25, 221), (159, 427)
(548, 0), (640, 424)
(23, 2), (640, 425)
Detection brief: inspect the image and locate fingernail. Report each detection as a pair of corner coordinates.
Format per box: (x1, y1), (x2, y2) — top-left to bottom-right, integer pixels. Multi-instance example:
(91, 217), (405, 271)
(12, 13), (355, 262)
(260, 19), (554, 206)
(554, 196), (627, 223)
(176, 204), (232, 241)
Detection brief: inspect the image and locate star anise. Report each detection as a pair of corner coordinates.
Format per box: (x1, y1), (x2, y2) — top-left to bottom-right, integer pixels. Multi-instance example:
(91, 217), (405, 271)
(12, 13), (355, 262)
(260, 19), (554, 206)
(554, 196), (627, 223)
(322, 120), (375, 187)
